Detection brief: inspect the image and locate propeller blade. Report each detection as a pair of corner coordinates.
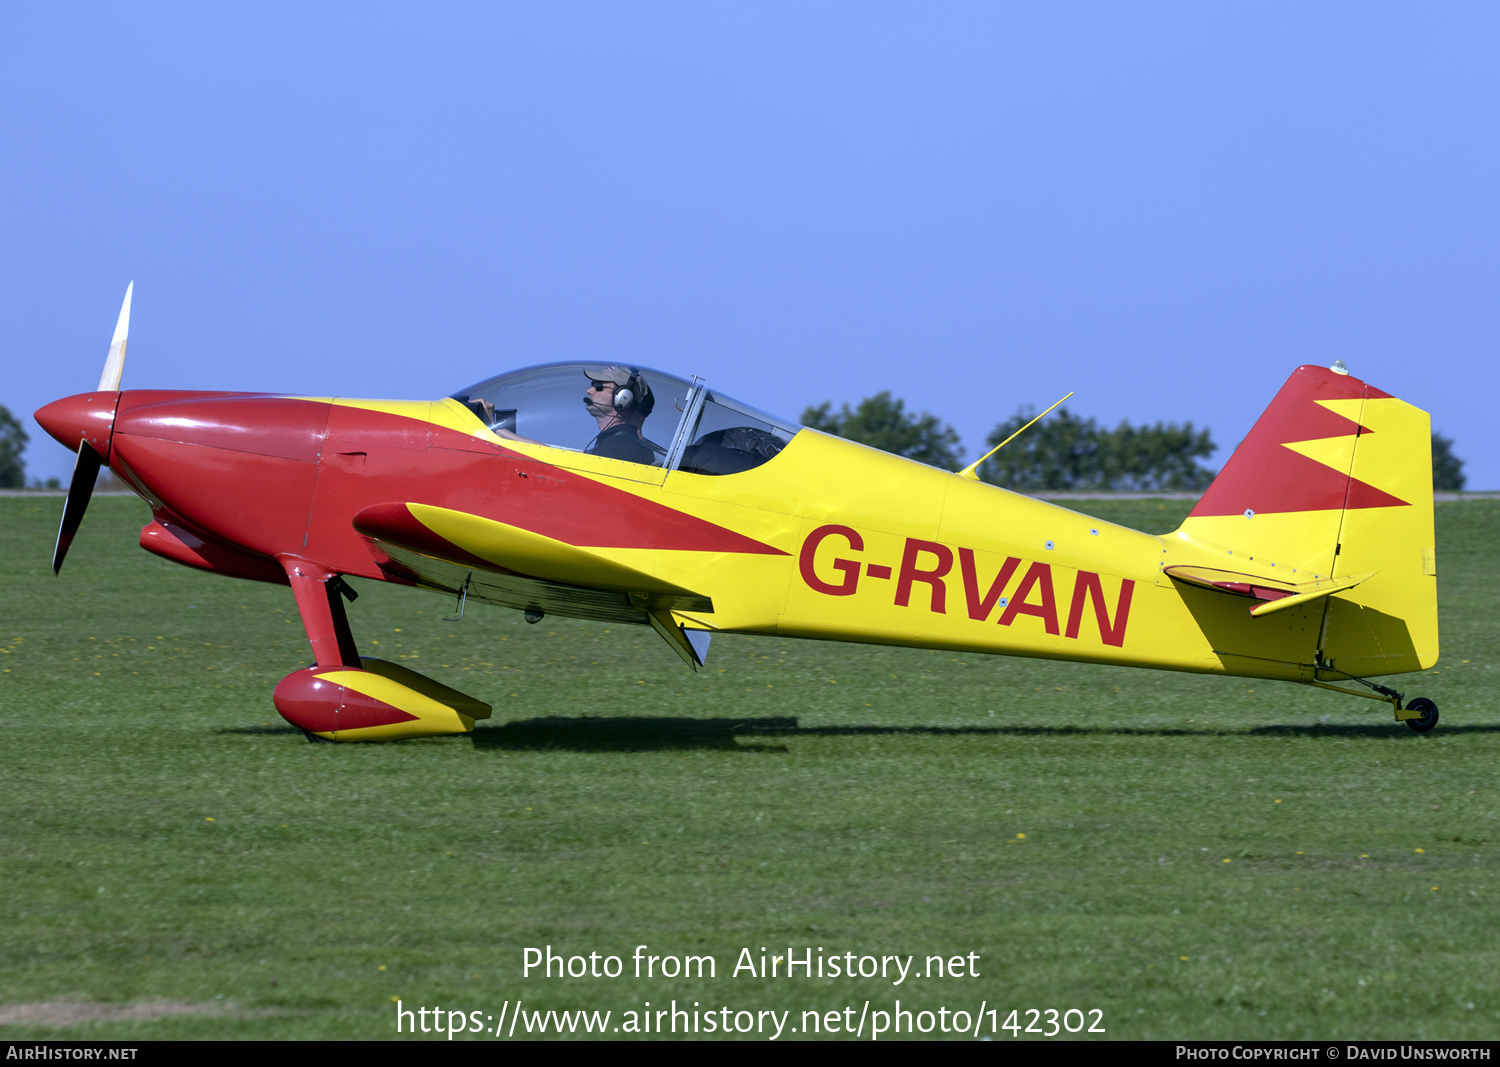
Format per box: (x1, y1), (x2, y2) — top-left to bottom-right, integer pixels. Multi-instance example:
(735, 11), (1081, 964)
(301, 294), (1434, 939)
(52, 283), (133, 573)
(53, 441), (103, 575)
(97, 281), (133, 392)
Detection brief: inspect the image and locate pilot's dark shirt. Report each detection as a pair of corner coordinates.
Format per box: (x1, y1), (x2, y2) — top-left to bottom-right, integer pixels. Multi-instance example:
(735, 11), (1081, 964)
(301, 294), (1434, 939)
(586, 425), (656, 465)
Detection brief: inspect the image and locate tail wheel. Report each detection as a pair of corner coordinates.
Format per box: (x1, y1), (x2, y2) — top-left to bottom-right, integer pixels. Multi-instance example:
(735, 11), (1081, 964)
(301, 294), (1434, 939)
(1404, 697), (1439, 733)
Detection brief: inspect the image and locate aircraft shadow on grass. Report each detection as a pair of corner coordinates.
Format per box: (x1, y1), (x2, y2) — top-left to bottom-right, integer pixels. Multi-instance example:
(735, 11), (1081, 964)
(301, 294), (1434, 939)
(459, 715), (1500, 752)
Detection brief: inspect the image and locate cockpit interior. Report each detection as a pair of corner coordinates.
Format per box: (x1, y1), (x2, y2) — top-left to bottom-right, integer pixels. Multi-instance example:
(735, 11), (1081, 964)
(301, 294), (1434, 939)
(450, 362), (800, 476)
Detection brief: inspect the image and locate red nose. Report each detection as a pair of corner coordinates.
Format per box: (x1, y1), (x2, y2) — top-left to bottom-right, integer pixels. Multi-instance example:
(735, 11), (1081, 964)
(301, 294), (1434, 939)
(34, 392), (120, 460)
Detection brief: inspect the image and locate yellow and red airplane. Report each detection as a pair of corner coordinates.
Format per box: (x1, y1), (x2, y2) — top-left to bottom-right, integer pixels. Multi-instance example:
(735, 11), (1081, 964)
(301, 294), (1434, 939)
(35, 287), (1439, 741)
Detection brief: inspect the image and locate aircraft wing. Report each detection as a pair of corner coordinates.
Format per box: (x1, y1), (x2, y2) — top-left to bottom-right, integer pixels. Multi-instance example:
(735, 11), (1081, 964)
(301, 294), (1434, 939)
(352, 502), (714, 668)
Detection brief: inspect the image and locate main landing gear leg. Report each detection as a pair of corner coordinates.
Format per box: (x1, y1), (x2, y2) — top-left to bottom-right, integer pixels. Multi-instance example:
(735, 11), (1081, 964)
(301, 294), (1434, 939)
(271, 555), (491, 742)
(279, 556), (362, 670)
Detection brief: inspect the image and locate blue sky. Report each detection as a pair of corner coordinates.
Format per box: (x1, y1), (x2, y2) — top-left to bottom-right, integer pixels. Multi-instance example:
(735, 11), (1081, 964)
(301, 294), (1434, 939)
(4, 3), (1497, 487)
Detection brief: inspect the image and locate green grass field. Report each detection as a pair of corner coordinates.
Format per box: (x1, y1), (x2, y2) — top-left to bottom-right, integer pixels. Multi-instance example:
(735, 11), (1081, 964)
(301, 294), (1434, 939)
(1, 495), (1497, 1040)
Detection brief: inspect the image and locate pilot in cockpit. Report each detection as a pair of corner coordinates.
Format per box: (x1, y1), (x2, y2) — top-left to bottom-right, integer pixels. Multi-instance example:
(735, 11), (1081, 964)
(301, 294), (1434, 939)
(581, 366), (661, 465)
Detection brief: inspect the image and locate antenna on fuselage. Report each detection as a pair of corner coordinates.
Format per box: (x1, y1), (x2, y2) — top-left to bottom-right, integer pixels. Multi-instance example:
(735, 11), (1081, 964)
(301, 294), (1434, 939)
(956, 390), (1073, 482)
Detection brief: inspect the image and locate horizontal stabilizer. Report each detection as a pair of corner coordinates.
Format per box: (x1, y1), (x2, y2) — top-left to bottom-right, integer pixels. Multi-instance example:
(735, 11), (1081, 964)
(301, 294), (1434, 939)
(1164, 565), (1374, 618)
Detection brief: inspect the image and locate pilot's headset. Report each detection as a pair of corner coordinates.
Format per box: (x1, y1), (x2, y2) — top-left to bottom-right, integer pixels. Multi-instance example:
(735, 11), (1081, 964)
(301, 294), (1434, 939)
(612, 368), (654, 418)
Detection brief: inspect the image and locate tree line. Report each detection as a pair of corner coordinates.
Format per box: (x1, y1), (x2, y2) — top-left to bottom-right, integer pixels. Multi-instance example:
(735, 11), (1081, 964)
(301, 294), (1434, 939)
(0, 406), (26, 489)
(802, 393), (1468, 492)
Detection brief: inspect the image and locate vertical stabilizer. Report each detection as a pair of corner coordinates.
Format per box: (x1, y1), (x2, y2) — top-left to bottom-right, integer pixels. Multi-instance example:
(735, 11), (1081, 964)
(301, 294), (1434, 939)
(1174, 365), (1436, 678)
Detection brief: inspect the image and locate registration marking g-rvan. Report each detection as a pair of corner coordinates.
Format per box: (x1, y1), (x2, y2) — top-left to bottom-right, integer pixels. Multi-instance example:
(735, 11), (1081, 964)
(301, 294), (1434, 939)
(797, 523), (1135, 647)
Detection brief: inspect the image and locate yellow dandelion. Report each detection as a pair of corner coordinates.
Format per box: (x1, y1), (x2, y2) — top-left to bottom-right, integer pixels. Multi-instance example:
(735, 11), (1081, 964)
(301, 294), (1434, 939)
(378, 965), (387, 971)
(1431, 886), (1439, 892)
(1179, 956), (1189, 961)
(1222, 858), (1232, 863)
(1415, 848), (1425, 854)
(1361, 854), (1369, 859)
(205, 817), (215, 822)
(1016, 833), (1026, 839)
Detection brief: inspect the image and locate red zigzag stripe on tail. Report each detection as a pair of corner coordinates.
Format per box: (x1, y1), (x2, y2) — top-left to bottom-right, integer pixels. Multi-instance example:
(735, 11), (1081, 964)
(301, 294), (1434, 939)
(1190, 365), (1408, 518)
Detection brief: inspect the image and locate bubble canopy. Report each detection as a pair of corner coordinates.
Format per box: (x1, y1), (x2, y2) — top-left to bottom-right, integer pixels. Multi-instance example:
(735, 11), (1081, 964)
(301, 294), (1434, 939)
(450, 362), (801, 476)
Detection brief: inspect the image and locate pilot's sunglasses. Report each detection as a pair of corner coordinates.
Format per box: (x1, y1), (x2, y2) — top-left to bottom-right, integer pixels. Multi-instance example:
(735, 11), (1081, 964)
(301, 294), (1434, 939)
(589, 381), (613, 391)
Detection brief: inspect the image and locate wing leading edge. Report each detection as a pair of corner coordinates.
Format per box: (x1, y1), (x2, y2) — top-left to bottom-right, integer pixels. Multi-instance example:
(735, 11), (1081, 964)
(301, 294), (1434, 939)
(352, 501), (715, 668)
